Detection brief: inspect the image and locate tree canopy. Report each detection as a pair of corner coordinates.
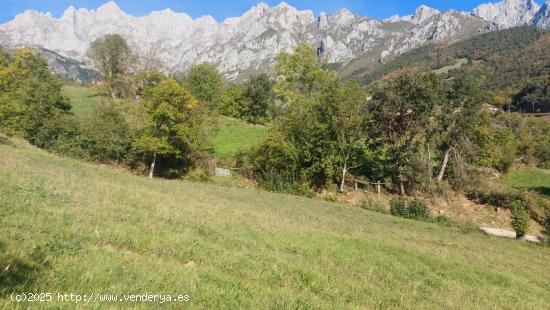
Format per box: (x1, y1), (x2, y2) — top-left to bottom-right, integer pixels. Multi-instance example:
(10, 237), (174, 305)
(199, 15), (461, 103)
(86, 34), (133, 98)
(132, 76), (210, 178)
(183, 63), (224, 109)
(0, 48), (71, 147)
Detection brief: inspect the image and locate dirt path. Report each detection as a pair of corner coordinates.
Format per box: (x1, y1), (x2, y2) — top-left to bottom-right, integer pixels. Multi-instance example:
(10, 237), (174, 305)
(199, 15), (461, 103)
(480, 227), (545, 243)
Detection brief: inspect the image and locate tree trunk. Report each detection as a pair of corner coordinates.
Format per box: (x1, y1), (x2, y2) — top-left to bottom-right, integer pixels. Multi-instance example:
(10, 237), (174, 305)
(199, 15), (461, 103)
(339, 166), (347, 193)
(397, 166), (406, 196)
(399, 179), (406, 196)
(148, 152), (157, 178)
(436, 147), (451, 183)
(427, 143), (432, 183)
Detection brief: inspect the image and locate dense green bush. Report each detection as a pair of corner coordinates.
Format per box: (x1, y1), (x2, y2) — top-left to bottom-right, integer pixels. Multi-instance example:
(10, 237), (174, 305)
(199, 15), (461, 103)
(256, 169), (312, 197)
(535, 143), (550, 169)
(390, 199), (431, 221)
(0, 49), (71, 145)
(408, 199), (430, 220)
(510, 201), (530, 239)
(219, 85), (250, 119)
(467, 187), (549, 224)
(390, 199), (408, 218)
(81, 102), (133, 163)
(466, 188), (525, 209)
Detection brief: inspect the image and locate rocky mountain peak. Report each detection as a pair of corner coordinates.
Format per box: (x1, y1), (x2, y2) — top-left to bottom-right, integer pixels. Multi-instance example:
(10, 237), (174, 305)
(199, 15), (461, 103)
(1, 1), (549, 82)
(244, 2), (270, 19)
(318, 12), (329, 29)
(411, 5), (440, 24)
(97, 1), (123, 14)
(472, 0), (540, 27)
(531, 0), (550, 28)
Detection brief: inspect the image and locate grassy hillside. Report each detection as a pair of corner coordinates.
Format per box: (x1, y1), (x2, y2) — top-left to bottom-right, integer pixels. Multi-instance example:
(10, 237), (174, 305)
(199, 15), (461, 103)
(211, 117), (268, 160)
(60, 85), (106, 117)
(1, 137), (550, 308)
(502, 168), (550, 197)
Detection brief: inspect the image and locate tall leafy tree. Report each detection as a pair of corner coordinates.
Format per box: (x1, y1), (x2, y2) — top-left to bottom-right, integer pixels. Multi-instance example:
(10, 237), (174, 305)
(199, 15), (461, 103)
(254, 46), (370, 191)
(243, 73), (274, 124)
(435, 76), (488, 182)
(253, 44), (338, 189)
(86, 34), (133, 98)
(183, 63), (224, 109)
(132, 78), (209, 178)
(326, 80), (370, 192)
(369, 72), (444, 195)
(219, 85), (250, 119)
(273, 44), (337, 105)
(0, 48), (70, 145)
(513, 76), (550, 113)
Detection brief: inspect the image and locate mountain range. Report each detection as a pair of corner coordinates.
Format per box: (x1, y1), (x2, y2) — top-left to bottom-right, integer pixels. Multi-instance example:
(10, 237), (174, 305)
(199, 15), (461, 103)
(0, 0), (549, 81)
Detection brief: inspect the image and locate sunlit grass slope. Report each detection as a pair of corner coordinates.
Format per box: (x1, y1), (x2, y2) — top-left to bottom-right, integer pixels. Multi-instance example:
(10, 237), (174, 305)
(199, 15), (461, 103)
(60, 85), (106, 117)
(502, 168), (550, 197)
(211, 117), (267, 160)
(1, 137), (549, 309)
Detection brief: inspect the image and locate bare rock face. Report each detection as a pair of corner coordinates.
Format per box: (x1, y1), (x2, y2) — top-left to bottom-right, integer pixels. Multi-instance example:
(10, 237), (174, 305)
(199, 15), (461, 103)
(472, 0), (540, 27)
(531, 0), (550, 28)
(0, 1), (547, 81)
(380, 10), (489, 60)
(410, 5), (441, 25)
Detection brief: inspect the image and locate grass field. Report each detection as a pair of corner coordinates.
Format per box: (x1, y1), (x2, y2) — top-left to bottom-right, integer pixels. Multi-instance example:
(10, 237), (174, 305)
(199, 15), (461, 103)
(60, 85), (106, 117)
(501, 168), (550, 196)
(211, 117), (268, 160)
(1, 137), (550, 308)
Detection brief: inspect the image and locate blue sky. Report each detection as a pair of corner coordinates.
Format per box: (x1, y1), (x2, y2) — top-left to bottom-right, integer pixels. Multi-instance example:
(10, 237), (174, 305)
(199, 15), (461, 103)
(0, 0), (494, 23)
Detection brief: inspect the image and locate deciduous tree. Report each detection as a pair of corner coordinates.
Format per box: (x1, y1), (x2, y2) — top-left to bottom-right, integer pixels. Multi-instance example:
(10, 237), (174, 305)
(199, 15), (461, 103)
(183, 63), (224, 109)
(368, 73), (444, 195)
(243, 73), (274, 124)
(132, 78), (209, 178)
(435, 76), (487, 182)
(86, 34), (133, 99)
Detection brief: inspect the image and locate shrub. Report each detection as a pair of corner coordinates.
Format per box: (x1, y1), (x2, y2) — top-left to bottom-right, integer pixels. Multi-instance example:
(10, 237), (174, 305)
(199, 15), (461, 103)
(256, 169), (312, 197)
(390, 199), (408, 217)
(390, 198), (432, 221)
(81, 102), (132, 163)
(407, 199), (430, 220)
(523, 192), (550, 224)
(535, 143), (550, 169)
(323, 194), (337, 202)
(467, 187), (549, 224)
(510, 201), (530, 239)
(466, 188), (524, 209)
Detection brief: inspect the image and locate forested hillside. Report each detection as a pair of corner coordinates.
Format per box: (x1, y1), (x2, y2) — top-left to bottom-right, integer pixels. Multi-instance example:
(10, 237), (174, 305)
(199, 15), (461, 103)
(349, 27), (550, 109)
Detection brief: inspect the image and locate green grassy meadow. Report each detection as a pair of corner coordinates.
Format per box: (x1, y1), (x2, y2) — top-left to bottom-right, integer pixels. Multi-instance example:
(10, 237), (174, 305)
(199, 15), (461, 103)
(501, 168), (550, 197)
(61, 85), (106, 117)
(211, 117), (268, 160)
(1, 137), (550, 308)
